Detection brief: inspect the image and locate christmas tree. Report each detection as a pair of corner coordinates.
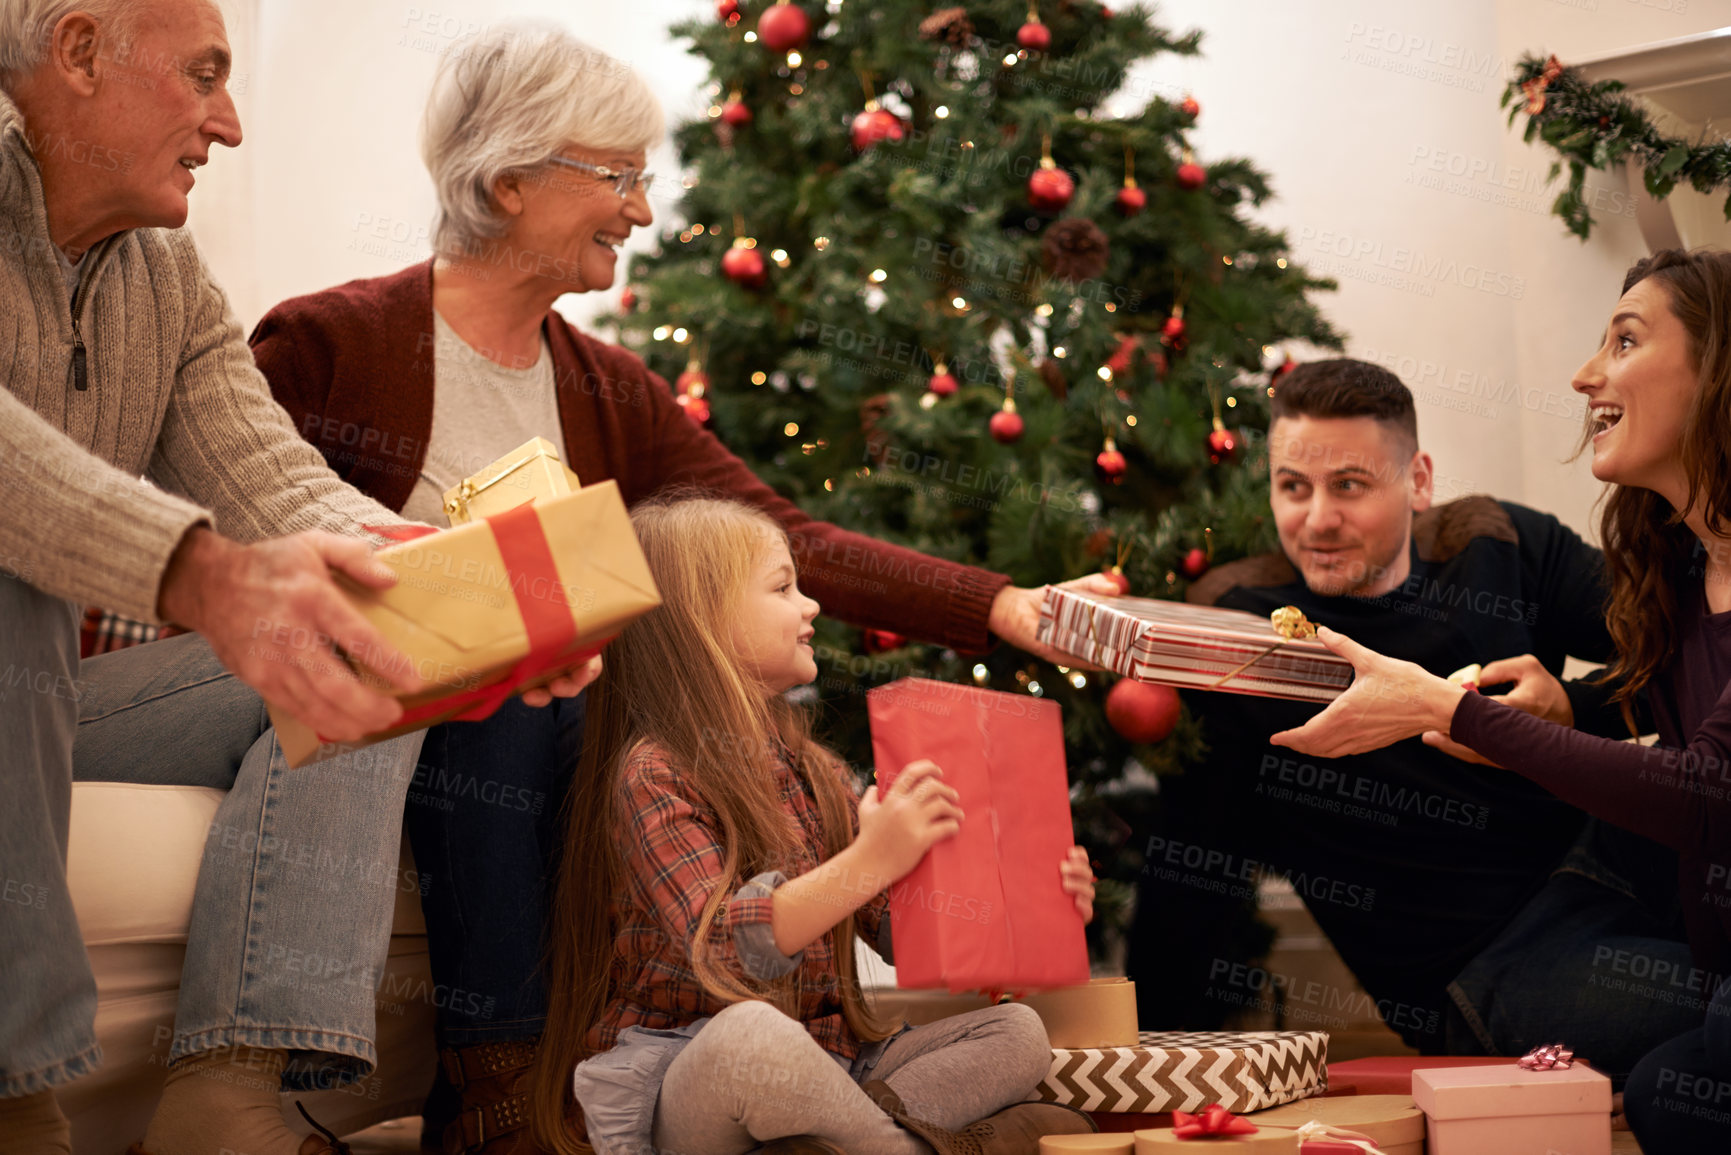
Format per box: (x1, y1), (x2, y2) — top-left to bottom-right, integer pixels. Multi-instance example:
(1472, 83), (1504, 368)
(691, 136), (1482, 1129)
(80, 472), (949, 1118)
(618, 0), (1342, 954)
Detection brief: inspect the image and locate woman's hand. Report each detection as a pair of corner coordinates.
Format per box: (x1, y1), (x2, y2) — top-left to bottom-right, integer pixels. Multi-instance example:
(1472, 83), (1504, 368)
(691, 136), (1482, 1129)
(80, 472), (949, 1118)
(987, 573), (1125, 670)
(856, 760), (964, 882)
(1270, 626), (1466, 758)
(1422, 654), (1571, 766)
(521, 654), (603, 707)
(1060, 846), (1096, 924)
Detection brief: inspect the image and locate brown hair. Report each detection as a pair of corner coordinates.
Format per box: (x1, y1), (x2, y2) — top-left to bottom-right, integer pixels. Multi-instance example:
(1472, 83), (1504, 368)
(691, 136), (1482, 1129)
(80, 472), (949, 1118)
(530, 495), (892, 1154)
(1589, 249), (1731, 727)
(1270, 358), (1419, 452)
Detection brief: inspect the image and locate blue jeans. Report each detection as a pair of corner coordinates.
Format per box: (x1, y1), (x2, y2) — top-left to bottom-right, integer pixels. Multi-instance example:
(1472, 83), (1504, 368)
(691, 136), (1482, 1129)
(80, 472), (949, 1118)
(1625, 977), (1731, 1149)
(0, 572), (424, 1096)
(1446, 819), (1698, 1087)
(404, 695), (585, 1044)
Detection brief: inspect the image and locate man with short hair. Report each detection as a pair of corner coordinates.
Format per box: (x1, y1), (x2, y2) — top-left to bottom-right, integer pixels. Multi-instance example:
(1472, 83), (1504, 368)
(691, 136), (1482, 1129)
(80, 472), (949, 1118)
(1129, 358), (1692, 1081)
(0, 3), (593, 1153)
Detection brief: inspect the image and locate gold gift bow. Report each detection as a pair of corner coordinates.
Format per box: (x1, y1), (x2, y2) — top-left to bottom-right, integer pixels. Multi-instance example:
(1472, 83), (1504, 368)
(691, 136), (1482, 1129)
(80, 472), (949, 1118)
(1081, 598), (1294, 690)
(1291, 1120), (1387, 1154)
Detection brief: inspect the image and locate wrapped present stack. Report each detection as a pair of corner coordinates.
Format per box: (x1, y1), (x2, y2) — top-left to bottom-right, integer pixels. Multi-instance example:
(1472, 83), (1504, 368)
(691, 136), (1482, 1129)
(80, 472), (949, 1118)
(268, 441), (661, 766)
(1037, 588), (1353, 703)
(1035, 1030), (1328, 1116)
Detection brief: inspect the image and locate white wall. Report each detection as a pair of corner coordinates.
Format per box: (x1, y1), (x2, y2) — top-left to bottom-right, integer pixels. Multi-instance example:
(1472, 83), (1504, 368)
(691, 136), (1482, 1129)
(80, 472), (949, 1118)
(187, 0), (1731, 541)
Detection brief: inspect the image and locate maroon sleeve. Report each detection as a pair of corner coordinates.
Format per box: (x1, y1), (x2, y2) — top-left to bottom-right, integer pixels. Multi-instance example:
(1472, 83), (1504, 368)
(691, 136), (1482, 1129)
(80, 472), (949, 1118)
(612, 345), (1012, 653)
(1450, 686), (1731, 857)
(249, 308), (340, 474)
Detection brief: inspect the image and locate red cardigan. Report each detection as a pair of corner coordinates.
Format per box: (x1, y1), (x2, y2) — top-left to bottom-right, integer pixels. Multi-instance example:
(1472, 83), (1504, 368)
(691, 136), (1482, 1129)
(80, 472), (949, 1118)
(250, 261), (1009, 652)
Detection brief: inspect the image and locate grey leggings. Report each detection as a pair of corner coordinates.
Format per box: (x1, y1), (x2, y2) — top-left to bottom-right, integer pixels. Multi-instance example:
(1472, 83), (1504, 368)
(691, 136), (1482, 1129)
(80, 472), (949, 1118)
(652, 1001), (1052, 1155)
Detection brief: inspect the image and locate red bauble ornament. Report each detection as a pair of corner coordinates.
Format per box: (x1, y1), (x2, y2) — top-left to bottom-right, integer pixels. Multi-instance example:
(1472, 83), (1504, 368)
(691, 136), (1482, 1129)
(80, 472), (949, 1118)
(1102, 566), (1131, 595)
(1162, 313), (1187, 341)
(1180, 547), (1209, 579)
(1106, 334), (1140, 375)
(989, 405), (1024, 444)
(1016, 20), (1051, 51)
(1106, 679), (1181, 744)
(1180, 95), (1201, 118)
(1114, 182), (1146, 216)
(1207, 426), (1239, 464)
(676, 392), (711, 425)
(721, 244), (768, 289)
(864, 628), (907, 653)
(676, 365), (709, 395)
(1176, 161), (1206, 191)
(850, 106), (904, 152)
(927, 366), (958, 396)
(619, 286), (637, 312)
(721, 99), (753, 127)
(1095, 439), (1127, 485)
(1028, 165), (1075, 211)
(756, 3), (811, 52)
(718, 0), (739, 17)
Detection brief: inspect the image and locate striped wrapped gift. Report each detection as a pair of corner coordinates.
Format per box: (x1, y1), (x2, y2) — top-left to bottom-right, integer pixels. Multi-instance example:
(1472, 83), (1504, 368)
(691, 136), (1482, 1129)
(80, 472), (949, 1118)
(1034, 1029), (1328, 1114)
(1036, 589), (1353, 703)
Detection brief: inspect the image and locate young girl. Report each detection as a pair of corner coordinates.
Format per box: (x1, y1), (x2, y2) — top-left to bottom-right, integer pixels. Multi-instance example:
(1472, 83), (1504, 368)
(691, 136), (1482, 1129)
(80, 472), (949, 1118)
(532, 497), (1099, 1155)
(1268, 249), (1731, 1150)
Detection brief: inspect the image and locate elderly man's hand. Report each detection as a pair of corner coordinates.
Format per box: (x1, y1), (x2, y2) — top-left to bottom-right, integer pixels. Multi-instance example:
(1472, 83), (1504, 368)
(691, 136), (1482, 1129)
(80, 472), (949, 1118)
(987, 573), (1125, 669)
(1421, 654), (1571, 766)
(1269, 626), (1467, 759)
(158, 527), (424, 744)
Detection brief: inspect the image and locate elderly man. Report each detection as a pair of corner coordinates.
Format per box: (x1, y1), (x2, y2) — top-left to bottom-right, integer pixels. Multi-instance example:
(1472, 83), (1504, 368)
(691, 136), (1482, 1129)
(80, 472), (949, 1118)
(0, 3), (594, 1154)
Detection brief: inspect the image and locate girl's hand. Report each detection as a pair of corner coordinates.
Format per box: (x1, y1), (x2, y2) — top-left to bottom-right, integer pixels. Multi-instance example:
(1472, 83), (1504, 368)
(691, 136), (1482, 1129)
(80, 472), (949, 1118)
(856, 760), (963, 883)
(1270, 626), (1466, 758)
(1060, 846), (1095, 924)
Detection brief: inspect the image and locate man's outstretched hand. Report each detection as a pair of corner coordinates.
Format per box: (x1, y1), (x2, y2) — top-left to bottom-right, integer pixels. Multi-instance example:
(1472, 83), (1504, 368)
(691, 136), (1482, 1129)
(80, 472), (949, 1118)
(158, 527), (424, 743)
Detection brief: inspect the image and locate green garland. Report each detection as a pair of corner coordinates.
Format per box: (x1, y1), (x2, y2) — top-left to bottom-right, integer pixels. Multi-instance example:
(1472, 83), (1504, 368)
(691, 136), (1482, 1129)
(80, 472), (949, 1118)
(1502, 52), (1731, 239)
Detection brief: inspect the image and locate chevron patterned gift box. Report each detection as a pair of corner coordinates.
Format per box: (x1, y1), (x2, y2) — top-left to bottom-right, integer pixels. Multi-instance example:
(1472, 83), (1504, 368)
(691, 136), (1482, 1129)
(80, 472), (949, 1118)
(1034, 1030), (1328, 1114)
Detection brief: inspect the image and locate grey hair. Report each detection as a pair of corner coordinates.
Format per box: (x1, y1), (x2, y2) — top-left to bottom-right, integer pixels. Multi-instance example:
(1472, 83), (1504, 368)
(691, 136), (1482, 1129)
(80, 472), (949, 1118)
(0, 0), (145, 89)
(421, 21), (663, 252)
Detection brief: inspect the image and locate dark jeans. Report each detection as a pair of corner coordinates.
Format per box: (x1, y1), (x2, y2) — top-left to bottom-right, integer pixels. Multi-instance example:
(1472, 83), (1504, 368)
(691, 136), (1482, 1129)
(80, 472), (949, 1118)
(404, 694), (585, 1045)
(1446, 819), (1697, 1088)
(1624, 978), (1731, 1151)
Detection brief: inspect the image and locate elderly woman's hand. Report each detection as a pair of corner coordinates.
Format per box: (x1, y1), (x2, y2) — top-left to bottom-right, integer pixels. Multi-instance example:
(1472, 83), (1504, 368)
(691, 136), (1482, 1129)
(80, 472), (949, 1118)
(1269, 626), (1468, 758)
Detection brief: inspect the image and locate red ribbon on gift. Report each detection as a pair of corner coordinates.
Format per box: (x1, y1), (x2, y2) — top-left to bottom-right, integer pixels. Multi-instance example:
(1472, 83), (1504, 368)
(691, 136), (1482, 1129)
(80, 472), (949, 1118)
(343, 506), (599, 732)
(1172, 1105), (1259, 1139)
(1518, 1042), (1575, 1071)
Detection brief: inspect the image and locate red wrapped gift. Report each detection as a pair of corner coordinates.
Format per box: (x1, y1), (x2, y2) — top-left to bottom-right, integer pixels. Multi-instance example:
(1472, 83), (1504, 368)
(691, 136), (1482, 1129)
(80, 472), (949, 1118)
(868, 678), (1089, 993)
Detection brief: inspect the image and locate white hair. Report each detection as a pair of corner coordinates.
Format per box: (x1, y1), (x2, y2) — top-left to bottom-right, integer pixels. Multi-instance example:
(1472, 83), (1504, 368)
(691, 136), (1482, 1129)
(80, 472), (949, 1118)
(0, 0), (145, 89)
(421, 21), (664, 251)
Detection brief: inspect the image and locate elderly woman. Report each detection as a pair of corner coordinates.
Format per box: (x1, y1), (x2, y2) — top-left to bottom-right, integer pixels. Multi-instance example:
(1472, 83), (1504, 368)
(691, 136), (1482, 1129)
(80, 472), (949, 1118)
(255, 23), (1111, 1154)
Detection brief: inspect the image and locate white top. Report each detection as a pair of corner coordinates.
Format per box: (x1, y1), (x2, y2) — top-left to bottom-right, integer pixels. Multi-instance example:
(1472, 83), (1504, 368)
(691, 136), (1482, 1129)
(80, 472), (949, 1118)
(400, 311), (566, 526)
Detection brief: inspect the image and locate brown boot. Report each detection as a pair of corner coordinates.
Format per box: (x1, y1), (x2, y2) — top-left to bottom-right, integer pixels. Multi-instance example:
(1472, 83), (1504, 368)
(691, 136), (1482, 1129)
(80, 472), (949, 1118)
(860, 1081), (1095, 1155)
(438, 1040), (545, 1155)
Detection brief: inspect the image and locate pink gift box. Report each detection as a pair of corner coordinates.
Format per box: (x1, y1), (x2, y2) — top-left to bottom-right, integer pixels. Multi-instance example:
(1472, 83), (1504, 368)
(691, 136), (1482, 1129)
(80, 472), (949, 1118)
(1412, 1062), (1612, 1155)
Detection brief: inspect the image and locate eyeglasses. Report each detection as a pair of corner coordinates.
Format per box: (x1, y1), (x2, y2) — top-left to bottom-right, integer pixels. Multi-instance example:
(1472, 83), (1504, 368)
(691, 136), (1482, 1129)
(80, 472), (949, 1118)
(547, 156), (655, 199)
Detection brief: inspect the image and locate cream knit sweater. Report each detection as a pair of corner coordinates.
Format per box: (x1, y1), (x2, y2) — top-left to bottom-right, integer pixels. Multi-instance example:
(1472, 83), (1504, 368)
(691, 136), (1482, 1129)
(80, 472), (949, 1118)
(0, 91), (405, 623)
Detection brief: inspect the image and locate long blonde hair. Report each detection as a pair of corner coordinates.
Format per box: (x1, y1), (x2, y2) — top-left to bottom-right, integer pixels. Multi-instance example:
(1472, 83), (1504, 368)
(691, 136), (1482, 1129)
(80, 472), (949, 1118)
(531, 495), (891, 1153)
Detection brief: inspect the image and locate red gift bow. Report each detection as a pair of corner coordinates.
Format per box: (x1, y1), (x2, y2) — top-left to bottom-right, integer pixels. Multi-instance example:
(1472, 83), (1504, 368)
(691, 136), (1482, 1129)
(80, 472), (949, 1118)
(1520, 53), (1566, 115)
(338, 507), (600, 734)
(1518, 1042), (1575, 1071)
(1171, 1104), (1259, 1139)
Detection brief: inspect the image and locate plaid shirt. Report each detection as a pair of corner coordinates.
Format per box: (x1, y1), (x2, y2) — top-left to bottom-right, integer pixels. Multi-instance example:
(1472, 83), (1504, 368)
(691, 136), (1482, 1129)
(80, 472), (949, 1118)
(587, 739), (888, 1062)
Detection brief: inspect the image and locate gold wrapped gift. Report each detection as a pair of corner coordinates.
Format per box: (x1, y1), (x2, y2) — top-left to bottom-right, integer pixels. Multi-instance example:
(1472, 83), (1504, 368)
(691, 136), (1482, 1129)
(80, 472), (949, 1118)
(442, 436), (581, 525)
(268, 478), (660, 766)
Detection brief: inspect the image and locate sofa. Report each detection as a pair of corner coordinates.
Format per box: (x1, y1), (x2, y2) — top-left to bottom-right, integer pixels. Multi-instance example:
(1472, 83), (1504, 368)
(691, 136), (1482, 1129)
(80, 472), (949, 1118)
(60, 780), (436, 1152)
